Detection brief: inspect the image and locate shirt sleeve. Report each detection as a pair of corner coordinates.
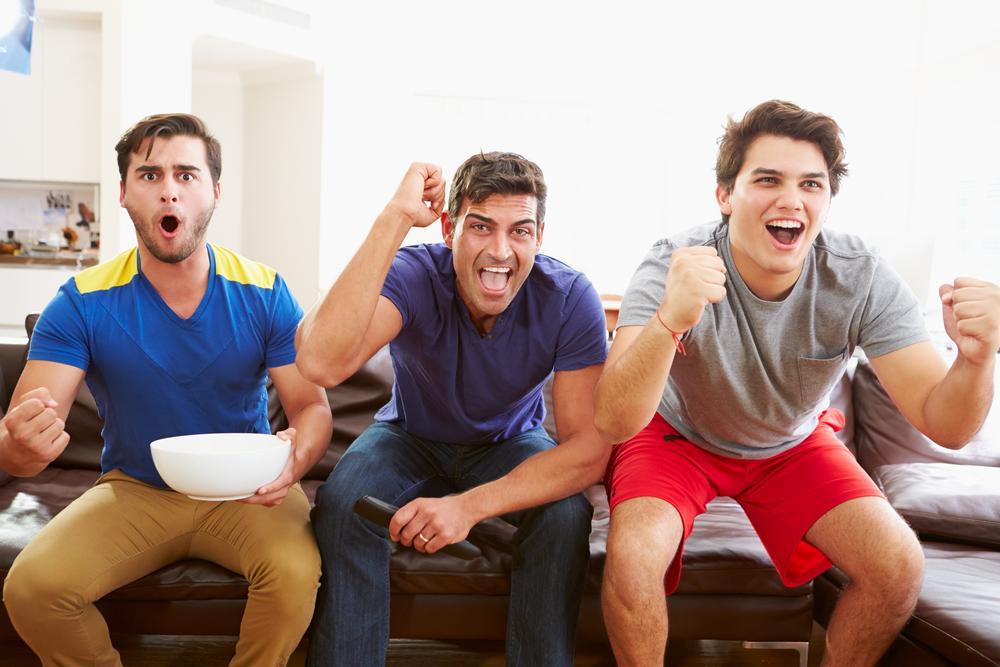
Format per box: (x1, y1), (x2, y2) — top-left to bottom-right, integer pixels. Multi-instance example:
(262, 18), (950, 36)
(618, 240), (673, 329)
(554, 275), (609, 372)
(858, 256), (929, 358)
(27, 279), (91, 371)
(380, 247), (428, 330)
(265, 273), (304, 368)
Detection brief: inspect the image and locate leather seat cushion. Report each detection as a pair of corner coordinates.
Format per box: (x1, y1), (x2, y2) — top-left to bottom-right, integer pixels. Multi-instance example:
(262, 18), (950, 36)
(2, 476), (808, 600)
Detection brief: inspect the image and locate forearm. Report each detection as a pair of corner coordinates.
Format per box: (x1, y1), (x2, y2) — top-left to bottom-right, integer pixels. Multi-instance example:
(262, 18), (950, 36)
(285, 403), (334, 481)
(458, 433), (609, 523)
(921, 354), (996, 448)
(594, 318), (678, 443)
(297, 209), (410, 383)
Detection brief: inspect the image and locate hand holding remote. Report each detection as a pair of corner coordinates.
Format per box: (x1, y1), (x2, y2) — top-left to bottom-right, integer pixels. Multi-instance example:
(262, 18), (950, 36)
(353, 496), (482, 560)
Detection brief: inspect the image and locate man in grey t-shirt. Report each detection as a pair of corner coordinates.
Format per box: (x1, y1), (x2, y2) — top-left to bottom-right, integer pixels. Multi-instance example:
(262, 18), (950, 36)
(594, 100), (1000, 666)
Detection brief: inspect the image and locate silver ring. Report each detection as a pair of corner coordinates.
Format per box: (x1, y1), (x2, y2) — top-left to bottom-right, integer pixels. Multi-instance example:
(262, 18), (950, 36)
(417, 532), (430, 543)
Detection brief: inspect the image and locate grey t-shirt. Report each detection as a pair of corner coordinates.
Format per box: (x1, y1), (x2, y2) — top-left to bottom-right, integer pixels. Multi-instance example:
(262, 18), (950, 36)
(618, 221), (928, 459)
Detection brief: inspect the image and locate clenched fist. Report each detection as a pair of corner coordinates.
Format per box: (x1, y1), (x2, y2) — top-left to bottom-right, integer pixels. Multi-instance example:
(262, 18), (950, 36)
(940, 277), (1000, 366)
(658, 246), (727, 333)
(385, 163), (446, 229)
(0, 387), (70, 473)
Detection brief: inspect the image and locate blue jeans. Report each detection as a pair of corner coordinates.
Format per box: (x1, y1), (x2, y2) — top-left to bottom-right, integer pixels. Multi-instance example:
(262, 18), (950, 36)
(306, 422), (593, 667)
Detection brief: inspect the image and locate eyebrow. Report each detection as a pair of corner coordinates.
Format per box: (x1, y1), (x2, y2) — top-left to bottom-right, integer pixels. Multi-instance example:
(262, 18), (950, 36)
(750, 167), (827, 180)
(134, 164), (202, 173)
(465, 212), (537, 226)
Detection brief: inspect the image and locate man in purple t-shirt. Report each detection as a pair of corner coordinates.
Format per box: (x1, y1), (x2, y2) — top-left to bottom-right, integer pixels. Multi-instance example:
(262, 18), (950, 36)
(297, 153), (609, 666)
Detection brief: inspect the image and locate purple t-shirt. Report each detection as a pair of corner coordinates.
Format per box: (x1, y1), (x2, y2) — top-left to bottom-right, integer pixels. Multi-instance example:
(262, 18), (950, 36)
(376, 243), (608, 445)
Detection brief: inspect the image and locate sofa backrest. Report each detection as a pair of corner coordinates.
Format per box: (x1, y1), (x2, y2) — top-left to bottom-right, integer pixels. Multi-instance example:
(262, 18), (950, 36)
(852, 356), (1000, 472)
(297, 346), (395, 480)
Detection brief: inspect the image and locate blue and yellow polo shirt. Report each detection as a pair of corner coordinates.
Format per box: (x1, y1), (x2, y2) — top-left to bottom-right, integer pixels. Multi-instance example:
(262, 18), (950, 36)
(28, 244), (303, 487)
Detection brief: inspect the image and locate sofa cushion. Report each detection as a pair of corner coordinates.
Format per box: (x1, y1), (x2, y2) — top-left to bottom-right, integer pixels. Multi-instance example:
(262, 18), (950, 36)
(2, 473), (808, 604)
(0, 468), (101, 569)
(673, 497), (812, 597)
(912, 542), (1000, 666)
(876, 463), (1000, 548)
(853, 357), (1000, 472)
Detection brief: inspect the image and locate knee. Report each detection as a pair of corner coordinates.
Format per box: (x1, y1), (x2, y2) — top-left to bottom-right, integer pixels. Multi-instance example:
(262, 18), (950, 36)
(251, 548), (321, 610)
(605, 523), (679, 598)
(3, 556), (81, 620)
(312, 466), (398, 562)
(854, 530), (924, 610)
(313, 475), (352, 518)
(886, 535), (924, 606)
(518, 493), (593, 547)
(312, 463), (372, 534)
(602, 563), (665, 618)
(540, 494), (594, 534)
(603, 541), (668, 601)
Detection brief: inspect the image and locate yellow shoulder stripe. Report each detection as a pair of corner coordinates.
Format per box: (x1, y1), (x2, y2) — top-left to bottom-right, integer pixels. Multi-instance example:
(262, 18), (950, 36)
(74, 248), (139, 294)
(212, 245), (276, 289)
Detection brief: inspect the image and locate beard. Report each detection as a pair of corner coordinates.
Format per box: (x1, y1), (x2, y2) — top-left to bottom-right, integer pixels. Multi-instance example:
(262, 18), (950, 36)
(128, 205), (213, 264)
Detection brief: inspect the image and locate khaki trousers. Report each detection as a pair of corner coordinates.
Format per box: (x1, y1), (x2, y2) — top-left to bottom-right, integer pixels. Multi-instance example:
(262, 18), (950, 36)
(3, 470), (320, 667)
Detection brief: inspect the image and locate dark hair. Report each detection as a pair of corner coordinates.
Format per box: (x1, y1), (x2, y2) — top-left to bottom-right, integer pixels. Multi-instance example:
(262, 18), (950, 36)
(115, 113), (222, 185)
(448, 152), (547, 224)
(716, 100), (847, 218)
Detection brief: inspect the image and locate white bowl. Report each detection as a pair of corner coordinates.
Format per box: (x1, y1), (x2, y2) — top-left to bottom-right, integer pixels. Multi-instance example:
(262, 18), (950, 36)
(150, 433), (290, 501)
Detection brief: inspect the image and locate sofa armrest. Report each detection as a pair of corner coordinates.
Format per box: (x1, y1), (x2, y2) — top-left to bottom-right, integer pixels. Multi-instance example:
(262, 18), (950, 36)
(875, 462), (1000, 548)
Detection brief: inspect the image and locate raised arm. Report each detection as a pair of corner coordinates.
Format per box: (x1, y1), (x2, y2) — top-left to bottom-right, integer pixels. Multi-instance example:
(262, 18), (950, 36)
(869, 278), (999, 448)
(295, 163), (445, 387)
(594, 246), (726, 443)
(0, 360), (85, 476)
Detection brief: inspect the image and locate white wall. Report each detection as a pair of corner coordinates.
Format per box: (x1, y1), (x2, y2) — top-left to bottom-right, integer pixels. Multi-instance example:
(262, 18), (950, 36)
(913, 38), (1000, 328)
(0, 13), (102, 330)
(0, 266), (79, 333)
(313, 0), (999, 307)
(242, 68), (323, 308)
(5, 0), (998, 329)
(192, 68), (244, 253)
(97, 0), (318, 261)
(314, 8), (412, 293)
(0, 14), (101, 183)
(0, 0), (322, 331)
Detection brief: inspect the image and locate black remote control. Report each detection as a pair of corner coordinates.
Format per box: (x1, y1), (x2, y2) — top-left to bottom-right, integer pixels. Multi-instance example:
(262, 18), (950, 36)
(353, 496), (482, 560)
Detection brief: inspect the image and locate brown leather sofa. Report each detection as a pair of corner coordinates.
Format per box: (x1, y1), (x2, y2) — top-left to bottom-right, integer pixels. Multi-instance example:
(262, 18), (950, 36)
(1, 315), (997, 666)
(814, 357), (1000, 667)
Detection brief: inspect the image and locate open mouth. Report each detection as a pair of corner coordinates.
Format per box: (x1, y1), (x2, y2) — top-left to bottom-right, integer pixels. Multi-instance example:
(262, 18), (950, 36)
(159, 215), (180, 236)
(765, 220), (804, 246)
(478, 266), (512, 293)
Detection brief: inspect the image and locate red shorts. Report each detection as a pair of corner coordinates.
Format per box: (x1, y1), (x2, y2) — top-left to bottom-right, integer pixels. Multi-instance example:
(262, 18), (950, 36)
(604, 410), (883, 594)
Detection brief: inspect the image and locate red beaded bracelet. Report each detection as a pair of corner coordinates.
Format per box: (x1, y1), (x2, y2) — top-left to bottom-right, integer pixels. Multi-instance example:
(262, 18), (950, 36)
(655, 310), (687, 356)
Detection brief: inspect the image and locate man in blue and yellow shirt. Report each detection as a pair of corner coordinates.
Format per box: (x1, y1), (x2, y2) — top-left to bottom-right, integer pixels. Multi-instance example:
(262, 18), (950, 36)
(0, 113), (332, 667)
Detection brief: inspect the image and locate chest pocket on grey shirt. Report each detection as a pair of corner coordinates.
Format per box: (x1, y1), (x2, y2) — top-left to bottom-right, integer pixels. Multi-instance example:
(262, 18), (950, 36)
(797, 347), (849, 407)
